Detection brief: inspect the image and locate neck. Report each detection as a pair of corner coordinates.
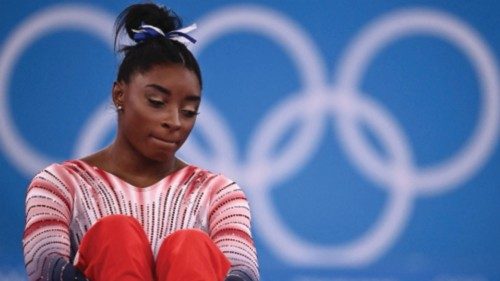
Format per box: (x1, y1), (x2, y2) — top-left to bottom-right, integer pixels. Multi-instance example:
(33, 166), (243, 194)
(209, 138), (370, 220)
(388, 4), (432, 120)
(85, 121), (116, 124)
(105, 135), (178, 180)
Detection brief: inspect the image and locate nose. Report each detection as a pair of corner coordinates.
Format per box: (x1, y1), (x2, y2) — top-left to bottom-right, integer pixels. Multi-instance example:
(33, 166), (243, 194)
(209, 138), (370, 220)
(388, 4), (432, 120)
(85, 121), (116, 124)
(161, 108), (181, 130)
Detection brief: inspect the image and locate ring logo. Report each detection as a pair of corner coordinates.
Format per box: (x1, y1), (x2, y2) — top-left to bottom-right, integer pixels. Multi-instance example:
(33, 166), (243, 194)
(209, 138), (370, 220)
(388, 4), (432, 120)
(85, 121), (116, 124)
(0, 5), (114, 175)
(1, 5), (498, 267)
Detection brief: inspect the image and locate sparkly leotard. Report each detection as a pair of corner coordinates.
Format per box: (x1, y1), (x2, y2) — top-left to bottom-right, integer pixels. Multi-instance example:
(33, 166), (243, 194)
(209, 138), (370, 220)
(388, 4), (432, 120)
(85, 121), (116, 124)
(23, 160), (259, 281)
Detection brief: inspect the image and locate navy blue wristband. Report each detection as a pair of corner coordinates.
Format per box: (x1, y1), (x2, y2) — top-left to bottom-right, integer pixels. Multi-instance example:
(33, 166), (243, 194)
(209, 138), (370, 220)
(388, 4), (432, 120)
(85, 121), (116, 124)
(225, 270), (254, 281)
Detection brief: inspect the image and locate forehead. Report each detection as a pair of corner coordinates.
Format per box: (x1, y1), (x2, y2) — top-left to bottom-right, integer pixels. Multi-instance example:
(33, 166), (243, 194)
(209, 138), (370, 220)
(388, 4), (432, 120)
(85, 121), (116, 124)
(130, 64), (201, 95)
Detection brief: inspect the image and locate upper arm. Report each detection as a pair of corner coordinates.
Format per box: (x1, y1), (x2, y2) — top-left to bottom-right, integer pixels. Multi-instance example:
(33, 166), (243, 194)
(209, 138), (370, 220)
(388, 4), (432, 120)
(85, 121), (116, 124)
(23, 166), (75, 280)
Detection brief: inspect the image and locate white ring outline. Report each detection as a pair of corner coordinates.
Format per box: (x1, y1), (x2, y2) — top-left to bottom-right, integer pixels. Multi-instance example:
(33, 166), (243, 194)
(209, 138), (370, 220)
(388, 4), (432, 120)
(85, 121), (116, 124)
(335, 9), (500, 195)
(0, 5), (114, 176)
(190, 5), (328, 89)
(190, 5), (328, 184)
(247, 91), (414, 266)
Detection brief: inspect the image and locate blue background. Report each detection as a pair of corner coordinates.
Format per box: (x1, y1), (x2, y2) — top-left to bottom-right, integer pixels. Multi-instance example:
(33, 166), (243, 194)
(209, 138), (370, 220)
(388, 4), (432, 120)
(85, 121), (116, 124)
(1, 1), (499, 280)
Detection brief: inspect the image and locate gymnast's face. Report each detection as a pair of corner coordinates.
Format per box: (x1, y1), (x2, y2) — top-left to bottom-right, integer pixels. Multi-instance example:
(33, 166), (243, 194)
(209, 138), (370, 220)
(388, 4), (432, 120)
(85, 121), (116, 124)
(113, 64), (201, 162)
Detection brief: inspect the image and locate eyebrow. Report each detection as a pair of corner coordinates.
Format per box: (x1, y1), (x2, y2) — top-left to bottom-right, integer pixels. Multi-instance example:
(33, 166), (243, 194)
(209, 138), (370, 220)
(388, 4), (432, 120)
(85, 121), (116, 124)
(146, 84), (200, 102)
(146, 84), (171, 95)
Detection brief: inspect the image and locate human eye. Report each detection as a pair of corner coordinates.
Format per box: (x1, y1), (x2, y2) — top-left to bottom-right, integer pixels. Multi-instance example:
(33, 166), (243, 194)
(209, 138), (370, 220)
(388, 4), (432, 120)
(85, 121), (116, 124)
(181, 109), (200, 118)
(148, 98), (165, 108)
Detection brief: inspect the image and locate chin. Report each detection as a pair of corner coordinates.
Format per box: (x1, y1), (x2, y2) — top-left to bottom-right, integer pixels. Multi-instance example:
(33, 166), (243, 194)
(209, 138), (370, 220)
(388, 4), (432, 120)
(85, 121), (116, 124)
(146, 151), (176, 163)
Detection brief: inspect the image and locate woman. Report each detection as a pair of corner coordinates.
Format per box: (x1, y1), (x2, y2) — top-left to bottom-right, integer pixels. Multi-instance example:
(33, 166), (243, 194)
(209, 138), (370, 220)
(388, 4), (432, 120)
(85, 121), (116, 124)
(22, 3), (259, 281)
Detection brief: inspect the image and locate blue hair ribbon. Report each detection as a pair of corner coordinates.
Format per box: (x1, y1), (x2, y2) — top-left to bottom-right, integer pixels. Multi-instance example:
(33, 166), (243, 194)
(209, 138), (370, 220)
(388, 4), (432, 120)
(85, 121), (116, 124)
(132, 24), (197, 44)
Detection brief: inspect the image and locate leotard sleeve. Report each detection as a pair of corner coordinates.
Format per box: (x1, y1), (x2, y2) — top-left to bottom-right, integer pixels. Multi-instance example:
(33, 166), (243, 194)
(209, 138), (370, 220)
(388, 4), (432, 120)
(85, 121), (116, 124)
(23, 164), (86, 281)
(208, 176), (260, 281)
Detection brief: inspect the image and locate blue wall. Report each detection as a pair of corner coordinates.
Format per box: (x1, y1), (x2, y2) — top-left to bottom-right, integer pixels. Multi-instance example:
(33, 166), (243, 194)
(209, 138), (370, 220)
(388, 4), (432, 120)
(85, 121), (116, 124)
(1, 1), (499, 280)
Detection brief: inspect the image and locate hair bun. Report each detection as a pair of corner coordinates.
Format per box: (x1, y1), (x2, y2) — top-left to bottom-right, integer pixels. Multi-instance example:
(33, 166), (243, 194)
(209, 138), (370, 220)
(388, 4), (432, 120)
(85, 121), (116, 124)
(114, 2), (202, 89)
(114, 3), (182, 48)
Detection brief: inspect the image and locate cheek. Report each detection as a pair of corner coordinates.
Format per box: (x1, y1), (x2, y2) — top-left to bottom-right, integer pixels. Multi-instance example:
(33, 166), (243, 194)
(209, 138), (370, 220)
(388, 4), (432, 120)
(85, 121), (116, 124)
(186, 118), (197, 131)
(180, 119), (197, 138)
(122, 107), (156, 135)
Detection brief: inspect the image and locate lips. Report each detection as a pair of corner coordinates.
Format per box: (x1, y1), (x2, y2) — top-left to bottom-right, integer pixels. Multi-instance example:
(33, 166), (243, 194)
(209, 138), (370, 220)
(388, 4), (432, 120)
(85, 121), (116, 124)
(150, 135), (179, 146)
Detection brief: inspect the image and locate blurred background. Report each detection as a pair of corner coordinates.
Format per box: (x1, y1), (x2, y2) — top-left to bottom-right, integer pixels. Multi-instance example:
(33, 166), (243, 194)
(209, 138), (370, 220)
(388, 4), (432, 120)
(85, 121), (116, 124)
(1, 1), (499, 280)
